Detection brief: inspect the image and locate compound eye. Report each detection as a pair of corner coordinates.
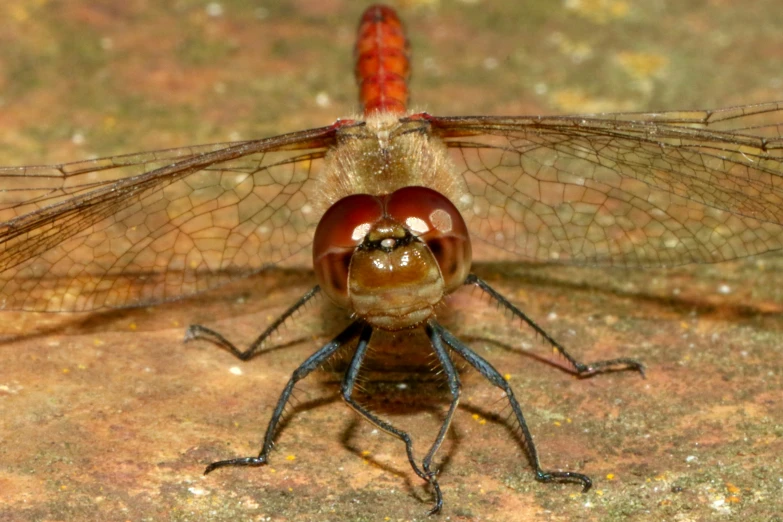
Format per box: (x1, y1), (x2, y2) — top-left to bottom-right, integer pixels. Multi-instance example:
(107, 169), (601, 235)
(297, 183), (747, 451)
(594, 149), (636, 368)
(314, 194), (384, 253)
(385, 186), (472, 292)
(313, 194), (384, 307)
(385, 186), (463, 240)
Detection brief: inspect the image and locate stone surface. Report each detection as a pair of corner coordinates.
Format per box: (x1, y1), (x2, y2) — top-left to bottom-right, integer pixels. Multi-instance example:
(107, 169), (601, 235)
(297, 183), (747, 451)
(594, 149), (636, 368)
(1, 2), (782, 521)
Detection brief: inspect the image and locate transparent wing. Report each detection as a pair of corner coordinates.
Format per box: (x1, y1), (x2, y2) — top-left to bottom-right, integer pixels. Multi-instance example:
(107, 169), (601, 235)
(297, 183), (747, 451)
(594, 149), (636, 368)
(427, 102), (783, 266)
(0, 125), (340, 311)
(5, 102), (783, 312)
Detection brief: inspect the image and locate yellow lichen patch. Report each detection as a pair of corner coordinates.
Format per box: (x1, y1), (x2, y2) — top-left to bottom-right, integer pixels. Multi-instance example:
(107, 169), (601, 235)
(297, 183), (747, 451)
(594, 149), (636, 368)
(564, 0), (630, 24)
(6, 0), (48, 24)
(549, 88), (636, 114)
(616, 52), (669, 80)
(399, 0), (440, 9)
(550, 33), (594, 63)
(725, 483), (742, 503)
(7, 3), (29, 22)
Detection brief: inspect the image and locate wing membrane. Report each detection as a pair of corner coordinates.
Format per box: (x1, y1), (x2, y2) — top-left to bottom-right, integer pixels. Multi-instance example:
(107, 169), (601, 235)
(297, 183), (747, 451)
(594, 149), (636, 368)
(0, 126), (339, 311)
(4, 102), (783, 312)
(0, 143), (259, 217)
(428, 102), (783, 266)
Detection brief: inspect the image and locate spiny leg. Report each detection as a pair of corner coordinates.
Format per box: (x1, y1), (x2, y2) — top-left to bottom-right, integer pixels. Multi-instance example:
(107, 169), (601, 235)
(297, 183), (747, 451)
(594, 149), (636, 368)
(185, 285), (321, 360)
(340, 323), (442, 513)
(435, 323), (593, 491)
(419, 320), (462, 515)
(466, 274), (644, 377)
(204, 320), (363, 473)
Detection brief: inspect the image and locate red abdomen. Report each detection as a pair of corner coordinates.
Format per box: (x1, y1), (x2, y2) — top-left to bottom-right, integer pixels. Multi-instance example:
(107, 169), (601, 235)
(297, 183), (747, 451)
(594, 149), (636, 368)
(355, 5), (410, 116)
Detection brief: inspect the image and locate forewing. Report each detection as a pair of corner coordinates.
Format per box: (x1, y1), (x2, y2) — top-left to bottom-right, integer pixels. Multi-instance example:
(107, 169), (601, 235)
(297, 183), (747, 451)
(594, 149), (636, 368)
(428, 102), (783, 266)
(0, 126), (339, 311)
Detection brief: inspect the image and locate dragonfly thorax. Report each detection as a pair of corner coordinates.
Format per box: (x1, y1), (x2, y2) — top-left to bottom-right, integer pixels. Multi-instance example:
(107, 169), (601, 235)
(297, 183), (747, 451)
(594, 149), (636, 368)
(313, 114), (471, 219)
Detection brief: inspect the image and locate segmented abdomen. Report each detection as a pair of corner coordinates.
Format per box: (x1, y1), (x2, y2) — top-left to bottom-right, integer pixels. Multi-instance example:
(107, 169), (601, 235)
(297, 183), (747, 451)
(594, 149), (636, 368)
(355, 5), (411, 116)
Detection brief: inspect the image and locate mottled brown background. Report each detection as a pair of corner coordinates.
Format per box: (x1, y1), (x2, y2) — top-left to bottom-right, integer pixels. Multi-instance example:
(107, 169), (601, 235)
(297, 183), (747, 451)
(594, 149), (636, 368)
(1, 1), (782, 521)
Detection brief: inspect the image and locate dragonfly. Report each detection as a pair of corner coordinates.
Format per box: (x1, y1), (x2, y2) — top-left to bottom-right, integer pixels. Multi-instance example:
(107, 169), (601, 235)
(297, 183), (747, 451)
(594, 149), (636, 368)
(2, 3), (783, 515)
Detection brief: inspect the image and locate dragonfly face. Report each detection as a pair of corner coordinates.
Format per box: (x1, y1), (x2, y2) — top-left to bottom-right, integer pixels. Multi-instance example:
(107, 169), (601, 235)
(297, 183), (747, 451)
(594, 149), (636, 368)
(313, 185), (471, 329)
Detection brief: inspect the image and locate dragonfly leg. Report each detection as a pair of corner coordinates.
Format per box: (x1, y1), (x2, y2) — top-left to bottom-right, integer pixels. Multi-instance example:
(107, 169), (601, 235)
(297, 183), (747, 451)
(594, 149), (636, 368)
(436, 323), (593, 491)
(184, 285), (321, 361)
(418, 320), (462, 515)
(204, 320), (362, 474)
(466, 274), (645, 377)
(340, 323), (444, 514)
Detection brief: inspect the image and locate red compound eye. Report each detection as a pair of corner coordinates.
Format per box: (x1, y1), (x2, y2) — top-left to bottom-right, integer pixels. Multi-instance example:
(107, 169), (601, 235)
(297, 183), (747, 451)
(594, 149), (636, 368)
(313, 194), (384, 307)
(385, 186), (472, 292)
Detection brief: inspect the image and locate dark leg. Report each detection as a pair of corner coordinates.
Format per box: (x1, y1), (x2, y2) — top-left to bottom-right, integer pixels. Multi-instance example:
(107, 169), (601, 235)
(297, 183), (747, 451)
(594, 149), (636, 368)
(419, 320), (462, 514)
(185, 285), (321, 361)
(340, 323), (442, 514)
(204, 319), (362, 474)
(466, 274), (644, 377)
(433, 322), (593, 491)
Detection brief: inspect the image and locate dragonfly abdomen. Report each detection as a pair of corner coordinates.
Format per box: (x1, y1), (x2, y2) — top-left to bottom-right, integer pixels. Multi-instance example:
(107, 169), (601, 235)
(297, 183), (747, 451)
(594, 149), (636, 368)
(355, 4), (411, 116)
